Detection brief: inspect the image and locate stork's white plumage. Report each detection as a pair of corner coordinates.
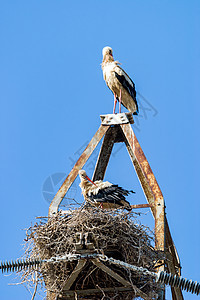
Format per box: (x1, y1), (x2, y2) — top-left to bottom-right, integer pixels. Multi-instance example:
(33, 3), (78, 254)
(79, 170), (134, 210)
(101, 46), (138, 115)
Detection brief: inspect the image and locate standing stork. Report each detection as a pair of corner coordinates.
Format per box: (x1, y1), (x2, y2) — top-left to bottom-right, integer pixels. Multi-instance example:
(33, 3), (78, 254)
(101, 46), (138, 115)
(79, 170), (134, 210)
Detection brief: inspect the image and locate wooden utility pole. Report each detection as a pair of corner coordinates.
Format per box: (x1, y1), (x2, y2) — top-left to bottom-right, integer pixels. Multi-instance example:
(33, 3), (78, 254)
(48, 113), (183, 300)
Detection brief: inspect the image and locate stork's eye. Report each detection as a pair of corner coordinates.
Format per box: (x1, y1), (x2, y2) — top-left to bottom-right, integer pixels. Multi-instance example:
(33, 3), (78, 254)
(109, 50), (112, 55)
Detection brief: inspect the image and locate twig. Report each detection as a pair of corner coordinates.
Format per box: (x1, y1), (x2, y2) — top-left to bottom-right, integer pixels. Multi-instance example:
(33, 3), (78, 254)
(31, 272), (38, 300)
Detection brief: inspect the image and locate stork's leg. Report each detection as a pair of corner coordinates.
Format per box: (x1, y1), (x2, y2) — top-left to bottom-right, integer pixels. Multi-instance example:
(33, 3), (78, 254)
(119, 89), (122, 113)
(113, 93), (117, 114)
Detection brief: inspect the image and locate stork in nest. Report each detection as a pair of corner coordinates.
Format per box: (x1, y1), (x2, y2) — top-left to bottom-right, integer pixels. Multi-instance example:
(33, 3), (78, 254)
(101, 46), (138, 115)
(79, 170), (134, 210)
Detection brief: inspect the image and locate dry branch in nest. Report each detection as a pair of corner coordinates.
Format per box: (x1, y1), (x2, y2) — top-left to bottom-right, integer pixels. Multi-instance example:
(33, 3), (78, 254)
(21, 208), (164, 299)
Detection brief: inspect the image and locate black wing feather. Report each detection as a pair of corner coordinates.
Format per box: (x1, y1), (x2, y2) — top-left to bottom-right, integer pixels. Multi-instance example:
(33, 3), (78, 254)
(114, 71), (139, 115)
(87, 184), (134, 208)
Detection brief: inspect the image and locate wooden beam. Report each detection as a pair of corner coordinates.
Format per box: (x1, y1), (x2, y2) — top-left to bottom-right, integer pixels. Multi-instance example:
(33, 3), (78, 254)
(91, 259), (148, 300)
(63, 260), (87, 291)
(91, 258), (131, 287)
(92, 126), (119, 181)
(165, 217), (184, 300)
(61, 286), (144, 298)
(120, 123), (165, 299)
(130, 204), (152, 209)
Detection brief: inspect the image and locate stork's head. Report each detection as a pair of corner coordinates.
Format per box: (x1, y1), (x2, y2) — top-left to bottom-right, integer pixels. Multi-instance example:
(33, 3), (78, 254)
(102, 46), (114, 62)
(79, 169), (87, 179)
(78, 170), (96, 186)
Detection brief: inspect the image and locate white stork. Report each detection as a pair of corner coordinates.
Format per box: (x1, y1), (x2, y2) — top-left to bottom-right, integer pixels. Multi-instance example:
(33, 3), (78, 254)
(101, 46), (138, 115)
(79, 170), (134, 210)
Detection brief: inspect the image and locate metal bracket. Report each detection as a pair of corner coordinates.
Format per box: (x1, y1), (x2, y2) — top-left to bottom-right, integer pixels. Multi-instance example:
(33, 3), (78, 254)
(74, 232), (95, 250)
(100, 112), (134, 125)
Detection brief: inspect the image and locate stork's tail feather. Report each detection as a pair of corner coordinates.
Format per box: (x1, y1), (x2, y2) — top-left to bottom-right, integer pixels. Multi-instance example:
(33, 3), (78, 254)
(133, 99), (139, 115)
(133, 110), (139, 116)
(132, 104), (139, 115)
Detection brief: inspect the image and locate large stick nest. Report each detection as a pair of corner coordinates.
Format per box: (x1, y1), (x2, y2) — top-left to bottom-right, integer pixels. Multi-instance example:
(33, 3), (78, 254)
(22, 207), (164, 299)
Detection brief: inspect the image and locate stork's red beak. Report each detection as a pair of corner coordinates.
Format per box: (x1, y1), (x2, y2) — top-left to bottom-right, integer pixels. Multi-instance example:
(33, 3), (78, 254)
(85, 175), (97, 186)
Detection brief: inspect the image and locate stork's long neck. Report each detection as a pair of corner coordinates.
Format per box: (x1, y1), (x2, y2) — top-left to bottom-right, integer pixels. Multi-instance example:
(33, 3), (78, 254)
(102, 54), (114, 64)
(79, 178), (93, 198)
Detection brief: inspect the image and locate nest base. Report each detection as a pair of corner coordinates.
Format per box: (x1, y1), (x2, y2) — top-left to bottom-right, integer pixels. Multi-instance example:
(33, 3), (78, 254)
(22, 207), (164, 300)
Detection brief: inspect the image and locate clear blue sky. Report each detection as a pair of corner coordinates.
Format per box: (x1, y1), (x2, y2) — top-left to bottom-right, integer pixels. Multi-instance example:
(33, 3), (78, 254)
(0, 1), (199, 299)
